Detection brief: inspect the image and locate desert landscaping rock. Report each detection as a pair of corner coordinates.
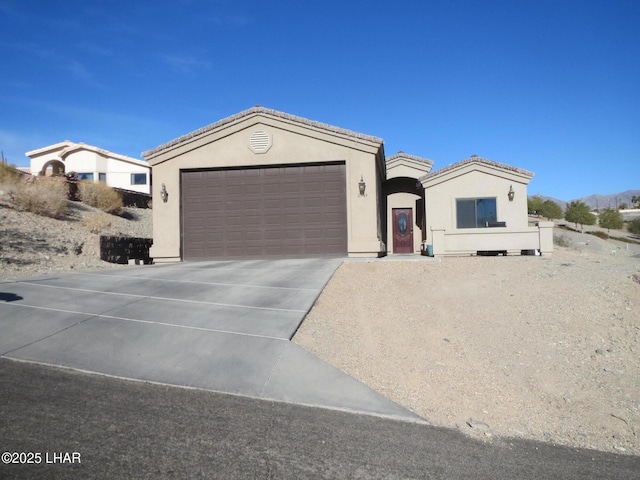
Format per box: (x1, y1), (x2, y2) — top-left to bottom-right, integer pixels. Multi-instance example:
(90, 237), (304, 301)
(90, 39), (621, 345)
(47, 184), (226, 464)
(466, 418), (491, 431)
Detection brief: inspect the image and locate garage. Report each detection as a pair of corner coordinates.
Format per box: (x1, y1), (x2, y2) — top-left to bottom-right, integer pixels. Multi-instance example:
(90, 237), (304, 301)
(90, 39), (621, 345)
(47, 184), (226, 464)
(181, 162), (347, 259)
(145, 106), (386, 262)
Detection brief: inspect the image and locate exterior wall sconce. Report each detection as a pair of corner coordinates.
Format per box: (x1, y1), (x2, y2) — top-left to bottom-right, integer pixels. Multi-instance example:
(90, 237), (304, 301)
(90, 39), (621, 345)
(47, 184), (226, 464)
(508, 185), (515, 202)
(160, 183), (169, 203)
(358, 175), (366, 197)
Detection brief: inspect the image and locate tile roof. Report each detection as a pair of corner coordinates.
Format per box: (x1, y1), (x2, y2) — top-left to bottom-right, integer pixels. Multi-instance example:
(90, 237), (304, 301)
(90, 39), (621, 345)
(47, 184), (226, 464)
(143, 106), (383, 158)
(386, 151), (434, 167)
(420, 155), (534, 182)
(26, 141), (148, 166)
(61, 143), (148, 166)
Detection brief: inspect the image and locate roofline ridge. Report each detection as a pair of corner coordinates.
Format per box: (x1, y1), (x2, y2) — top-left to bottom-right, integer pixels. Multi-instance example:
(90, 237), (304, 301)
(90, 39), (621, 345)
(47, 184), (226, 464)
(386, 151), (434, 165)
(60, 142), (147, 165)
(420, 155), (534, 182)
(142, 106), (383, 158)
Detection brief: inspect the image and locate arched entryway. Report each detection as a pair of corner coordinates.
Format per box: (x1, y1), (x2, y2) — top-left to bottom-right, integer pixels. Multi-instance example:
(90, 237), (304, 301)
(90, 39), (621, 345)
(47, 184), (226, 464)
(39, 159), (65, 177)
(383, 176), (425, 254)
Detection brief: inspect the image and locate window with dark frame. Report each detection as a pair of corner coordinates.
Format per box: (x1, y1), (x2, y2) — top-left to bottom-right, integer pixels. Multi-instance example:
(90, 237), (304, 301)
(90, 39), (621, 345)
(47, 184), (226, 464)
(77, 172), (94, 181)
(131, 173), (147, 185)
(456, 198), (497, 228)
(98, 173), (106, 183)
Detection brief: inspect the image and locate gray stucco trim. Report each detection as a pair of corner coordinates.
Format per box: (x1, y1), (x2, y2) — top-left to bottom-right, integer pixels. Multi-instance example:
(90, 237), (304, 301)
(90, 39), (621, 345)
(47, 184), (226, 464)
(419, 155), (534, 183)
(143, 106), (383, 158)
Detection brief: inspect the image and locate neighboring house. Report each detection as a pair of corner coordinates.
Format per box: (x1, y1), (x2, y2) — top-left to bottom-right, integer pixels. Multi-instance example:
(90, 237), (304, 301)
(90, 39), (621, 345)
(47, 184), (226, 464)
(26, 141), (151, 194)
(143, 106), (552, 262)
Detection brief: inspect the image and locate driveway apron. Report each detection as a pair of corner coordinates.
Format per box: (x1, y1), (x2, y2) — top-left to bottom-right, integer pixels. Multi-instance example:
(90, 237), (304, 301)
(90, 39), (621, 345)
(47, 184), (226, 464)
(0, 258), (421, 422)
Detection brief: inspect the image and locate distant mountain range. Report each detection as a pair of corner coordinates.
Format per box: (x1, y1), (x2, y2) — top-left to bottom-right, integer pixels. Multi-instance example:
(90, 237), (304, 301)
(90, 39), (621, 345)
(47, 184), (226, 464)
(530, 190), (640, 211)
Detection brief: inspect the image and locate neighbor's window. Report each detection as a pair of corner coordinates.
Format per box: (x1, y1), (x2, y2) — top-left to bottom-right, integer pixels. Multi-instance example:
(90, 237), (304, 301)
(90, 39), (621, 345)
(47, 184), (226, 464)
(131, 173), (147, 185)
(98, 173), (106, 183)
(456, 198), (497, 228)
(77, 172), (94, 181)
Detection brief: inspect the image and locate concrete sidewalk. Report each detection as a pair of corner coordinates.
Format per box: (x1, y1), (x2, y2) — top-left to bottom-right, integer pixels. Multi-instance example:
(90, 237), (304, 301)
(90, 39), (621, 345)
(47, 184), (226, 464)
(0, 258), (422, 422)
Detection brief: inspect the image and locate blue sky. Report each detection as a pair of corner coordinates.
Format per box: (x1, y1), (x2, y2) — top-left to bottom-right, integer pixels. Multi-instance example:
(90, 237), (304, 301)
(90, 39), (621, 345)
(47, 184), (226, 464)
(1, 0), (638, 200)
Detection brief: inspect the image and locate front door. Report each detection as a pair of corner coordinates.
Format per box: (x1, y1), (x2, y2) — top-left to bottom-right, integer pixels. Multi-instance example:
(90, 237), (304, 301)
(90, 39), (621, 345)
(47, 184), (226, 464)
(392, 208), (413, 254)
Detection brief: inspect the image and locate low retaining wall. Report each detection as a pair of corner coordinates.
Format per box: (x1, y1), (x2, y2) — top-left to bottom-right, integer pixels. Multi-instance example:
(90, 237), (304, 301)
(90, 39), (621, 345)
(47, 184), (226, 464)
(430, 222), (554, 256)
(100, 236), (153, 264)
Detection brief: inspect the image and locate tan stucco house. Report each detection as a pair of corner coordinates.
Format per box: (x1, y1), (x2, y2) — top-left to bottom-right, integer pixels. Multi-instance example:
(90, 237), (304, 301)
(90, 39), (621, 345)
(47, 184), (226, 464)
(143, 106), (552, 262)
(26, 141), (151, 194)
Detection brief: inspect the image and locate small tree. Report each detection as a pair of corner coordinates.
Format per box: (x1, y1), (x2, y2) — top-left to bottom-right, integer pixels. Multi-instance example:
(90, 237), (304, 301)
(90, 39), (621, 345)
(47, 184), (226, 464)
(618, 202), (628, 210)
(539, 200), (563, 221)
(631, 195), (640, 208)
(527, 196), (544, 216)
(564, 201), (596, 232)
(628, 218), (640, 235)
(598, 208), (623, 234)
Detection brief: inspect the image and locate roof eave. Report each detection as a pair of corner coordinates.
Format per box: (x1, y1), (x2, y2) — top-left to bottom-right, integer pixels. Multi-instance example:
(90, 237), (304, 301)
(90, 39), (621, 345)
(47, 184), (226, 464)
(143, 106), (383, 160)
(25, 141), (74, 158)
(419, 157), (534, 186)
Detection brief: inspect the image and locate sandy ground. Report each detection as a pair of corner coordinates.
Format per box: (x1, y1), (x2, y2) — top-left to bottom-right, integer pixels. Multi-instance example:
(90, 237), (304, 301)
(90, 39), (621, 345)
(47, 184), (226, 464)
(294, 231), (640, 456)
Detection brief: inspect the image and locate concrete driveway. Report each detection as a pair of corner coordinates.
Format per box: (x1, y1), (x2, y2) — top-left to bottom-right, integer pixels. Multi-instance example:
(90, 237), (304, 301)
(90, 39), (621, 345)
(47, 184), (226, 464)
(0, 258), (420, 422)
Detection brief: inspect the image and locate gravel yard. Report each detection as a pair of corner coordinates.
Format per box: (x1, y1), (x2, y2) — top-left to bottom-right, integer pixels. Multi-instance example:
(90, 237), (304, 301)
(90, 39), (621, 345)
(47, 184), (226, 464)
(294, 233), (640, 456)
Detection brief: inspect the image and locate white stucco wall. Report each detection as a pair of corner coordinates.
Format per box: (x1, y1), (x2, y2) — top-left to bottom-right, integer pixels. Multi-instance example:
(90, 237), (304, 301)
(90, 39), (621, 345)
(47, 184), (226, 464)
(27, 143), (151, 194)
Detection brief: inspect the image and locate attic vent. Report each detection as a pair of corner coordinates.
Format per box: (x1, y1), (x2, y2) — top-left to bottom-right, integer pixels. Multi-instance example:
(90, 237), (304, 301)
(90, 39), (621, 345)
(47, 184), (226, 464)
(249, 131), (272, 153)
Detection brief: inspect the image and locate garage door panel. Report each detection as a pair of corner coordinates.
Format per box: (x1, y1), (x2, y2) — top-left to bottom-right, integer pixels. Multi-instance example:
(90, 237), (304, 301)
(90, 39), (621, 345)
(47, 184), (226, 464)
(182, 164), (346, 258)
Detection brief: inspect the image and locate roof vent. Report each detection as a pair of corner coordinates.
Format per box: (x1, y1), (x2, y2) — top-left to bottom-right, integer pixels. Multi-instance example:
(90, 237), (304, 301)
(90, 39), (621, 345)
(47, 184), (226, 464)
(249, 131), (272, 153)
(471, 154), (479, 158)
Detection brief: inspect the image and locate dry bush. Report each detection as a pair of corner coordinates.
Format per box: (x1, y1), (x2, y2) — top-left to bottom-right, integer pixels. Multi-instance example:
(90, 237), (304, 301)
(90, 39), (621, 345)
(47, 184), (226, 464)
(78, 181), (123, 215)
(553, 234), (572, 247)
(589, 231), (609, 240)
(83, 213), (112, 234)
(13, 178), (68, 218)
(0, 162), (22, 185)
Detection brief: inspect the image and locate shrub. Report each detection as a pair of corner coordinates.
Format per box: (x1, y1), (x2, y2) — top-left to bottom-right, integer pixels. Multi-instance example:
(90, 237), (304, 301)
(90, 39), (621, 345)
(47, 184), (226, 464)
(13, 178), (68, 218)
(628, 218), (640, 235)
(0, 162), (22, 185)
(588, 231), (609, 240)
(83, 213), (112, 234)
(78, 181), (123, 215)
(553, 234), (572, 247)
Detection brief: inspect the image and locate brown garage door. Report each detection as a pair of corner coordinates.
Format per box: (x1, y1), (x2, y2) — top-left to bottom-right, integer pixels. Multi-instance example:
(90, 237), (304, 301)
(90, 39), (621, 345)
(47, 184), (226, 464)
(181, 163), (347, 259)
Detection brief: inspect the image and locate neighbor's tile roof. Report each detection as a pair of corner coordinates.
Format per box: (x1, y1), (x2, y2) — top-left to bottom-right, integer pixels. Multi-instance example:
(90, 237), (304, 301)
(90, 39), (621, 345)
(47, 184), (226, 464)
(420, 155), (534, 182)
(61, 142), (149, 166)
(143, 106), (383, 158)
